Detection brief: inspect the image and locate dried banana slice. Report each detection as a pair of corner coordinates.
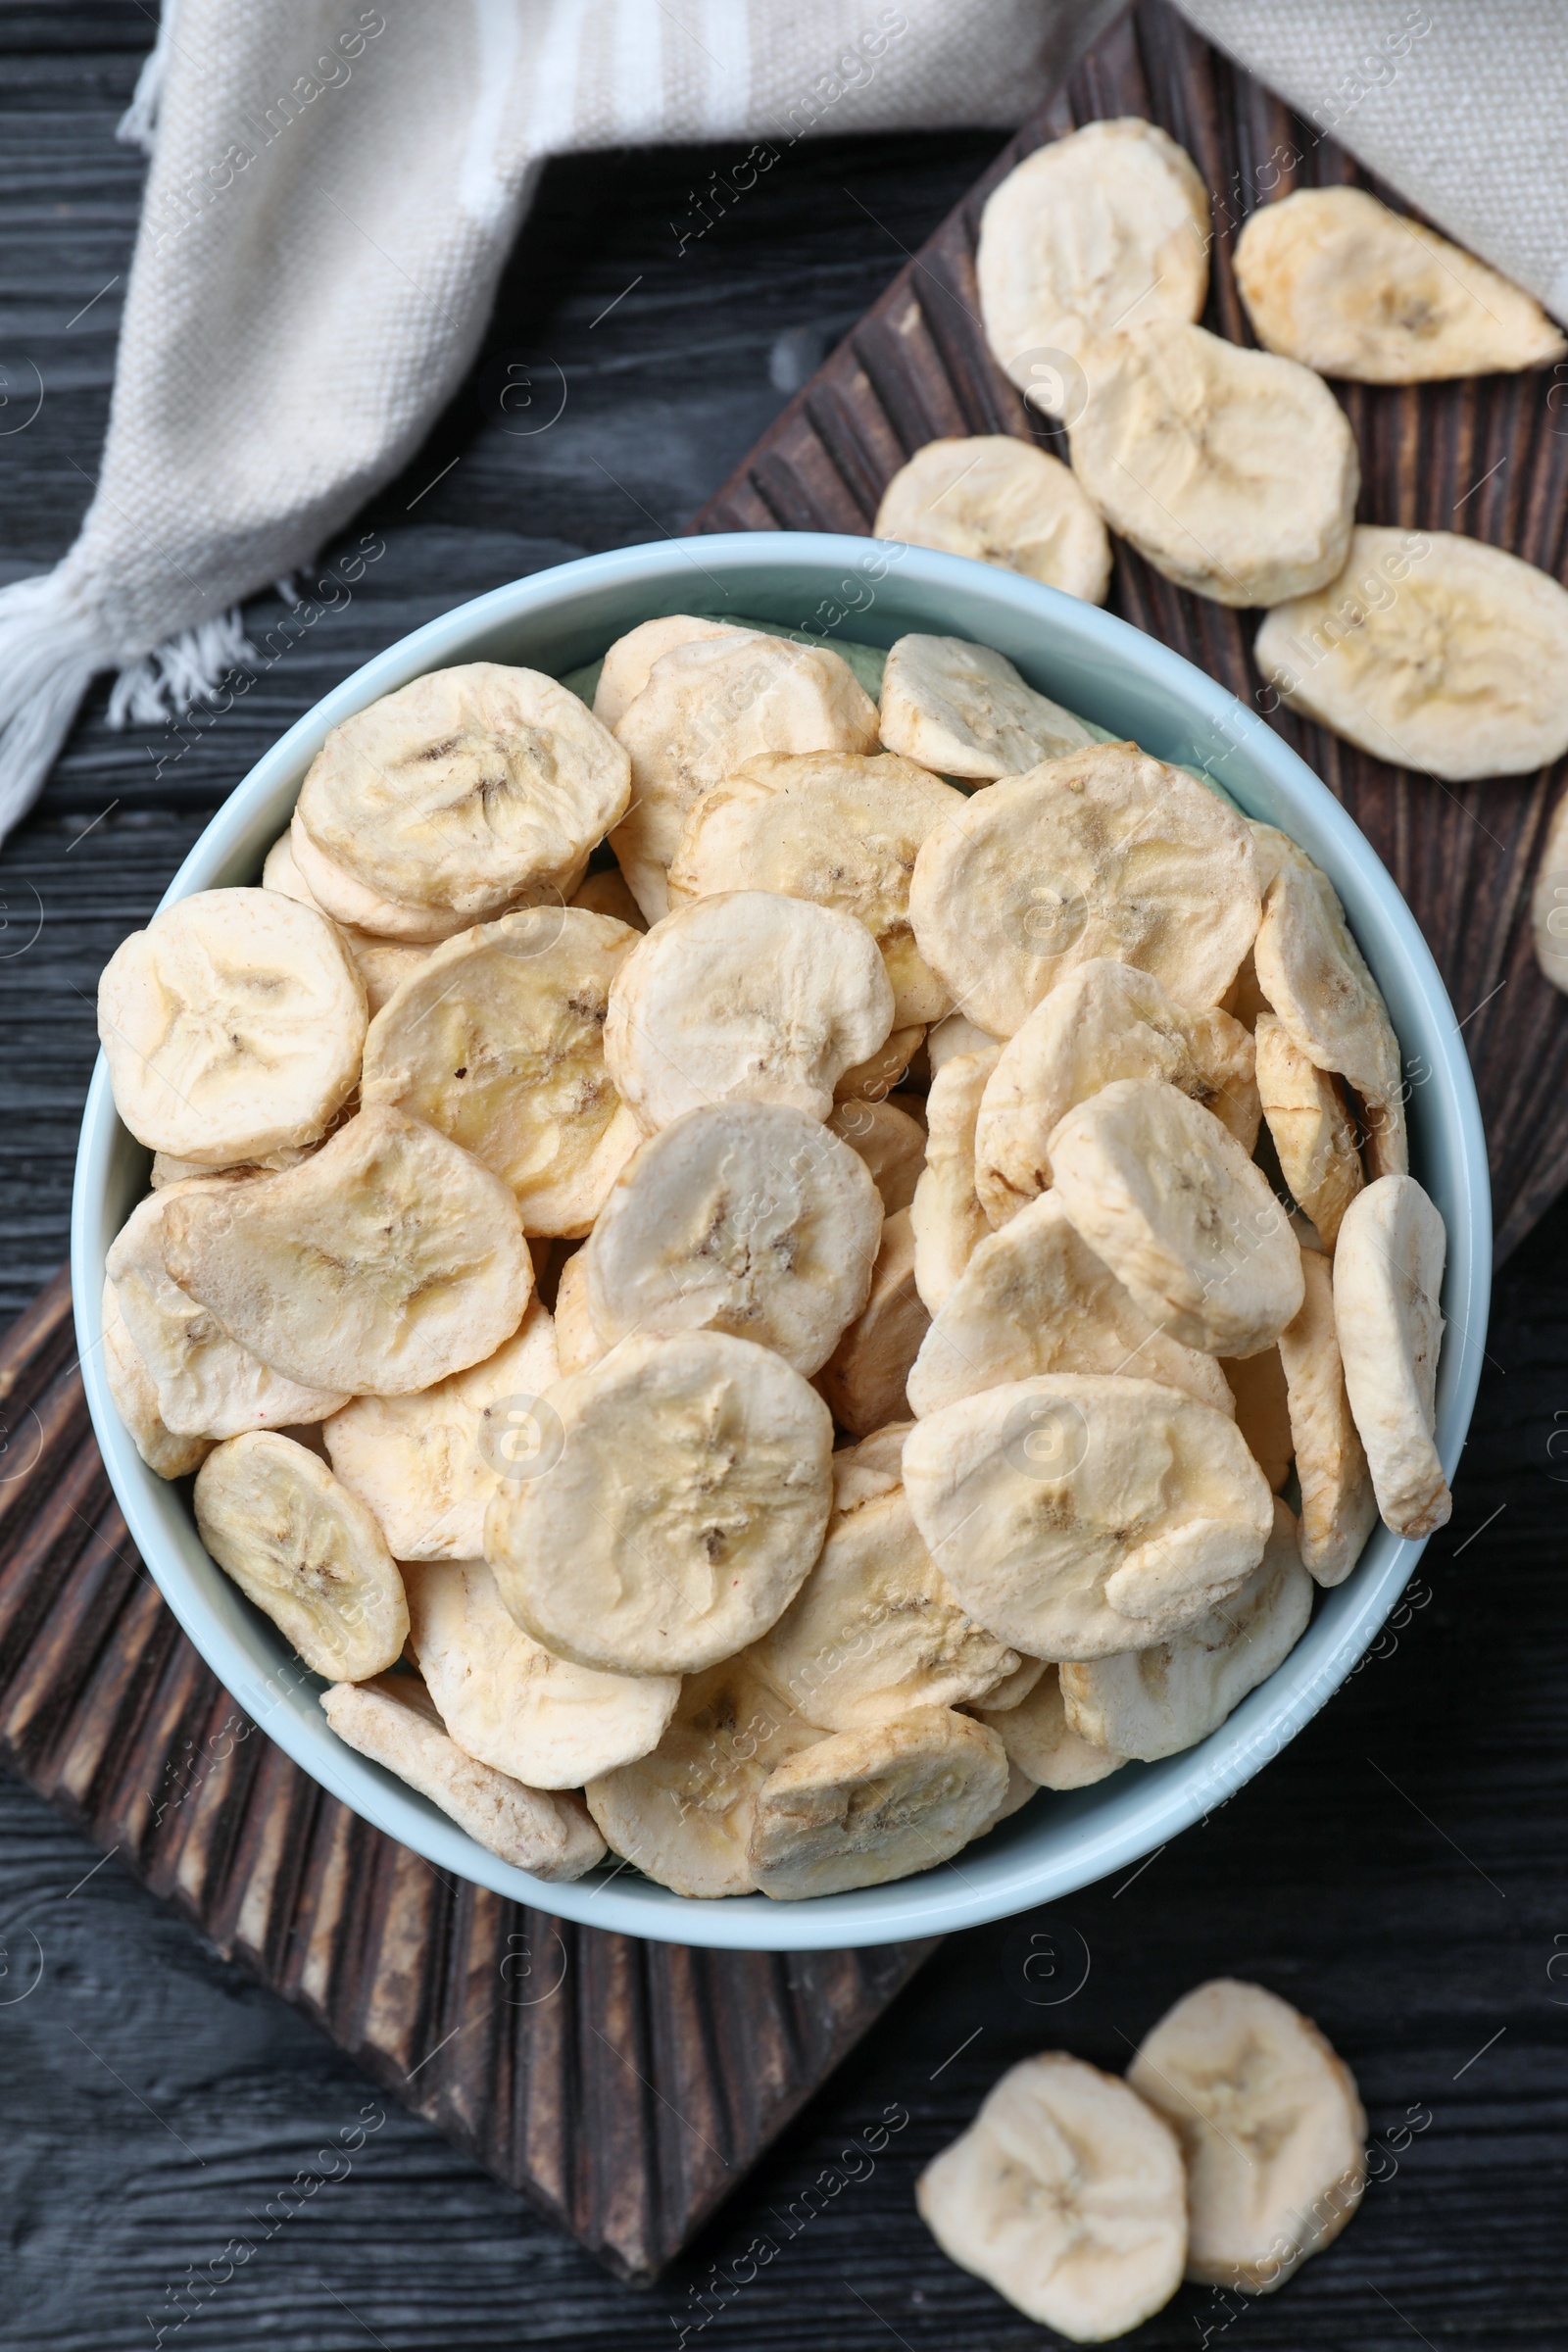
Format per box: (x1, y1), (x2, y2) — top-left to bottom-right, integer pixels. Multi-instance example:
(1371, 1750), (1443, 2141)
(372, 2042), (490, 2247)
(1333, 1175), (1449, 1538)
(262, 829), (432, 1013)
(667, 751), (964, 1026)
(485, 1330), (834, 1676)
(295, 662), (630, 935)
(1255, 524), (1568, 781)
(359, 906), (642, 1236)
(909, 743), (1262, 1036)
(1235, 186), (1567, 383)
(584, 1101), (882, 1376)
(1279, 1249), (1378, 1586)
(835, 1024), (924, 1102)
(194, 1432), (409, 1678)
(1050, 1079), (1305, 1357)
(872, 441), (1111, 602)
(831, 1420), (909, 1513)
(1254, 1010), (1363, 1250)
(551, 1247), (605, 1376)
(101, 1277), (213, 1479)
(568, 864), (647, 930)
(974, 959), (1258, 1226)
(879, 633), (1097, 781)
(916, 2050), (1188, 2339)
(926, 1009), (996, 1073)
(1061, 1497), (1311, 1760)
(816, 1207), (929, 1436)
(1068, 320), (1358, 606)
(163, 1106), (534, 1396)
(826, 1097), (926, 1215)
(150, 1144), (318, 1188)
(320, 1674), (606, 1880)
(750, 1705), (1006, 1898)
(976, 1652), (1047, 1711)
(1127, 1979), (1366, 2291)
(903, 1373), (1272, 1659)
(910, 1045), (998, 1313)
(591, 613), (752, 731)
(907, 1191), (1235, 1421)
(974, 1664), (1125, 1791)
(287, 815), (512, 948)
(1221, 1346), (1294, 1494)
(321, 1298), (559, 1559)
(977, 116), (1210, 410)
(604, 890), (895, 1132)
(404, 1557), (678, 1788)
(98, 887), (366, 1164)
(610, 632), (879, 920)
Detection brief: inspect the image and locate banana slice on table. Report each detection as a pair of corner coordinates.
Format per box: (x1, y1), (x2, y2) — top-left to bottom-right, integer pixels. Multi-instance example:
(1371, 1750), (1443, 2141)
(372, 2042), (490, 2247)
(1127, 1979), (1366, 2292)
(1278, 1249), (1379, 1585)
(909, 1045), (998, 1313)
(98, 887), (366, 1164)
(1235, 186), (1566, 382)
(816, 1206), (929, 1436)
(552, 1247), (605, 1376)
(916, 2050), (1189, 2340)
(604, 890), (895, 1132)
(903, 1373), (1273, 1659)
(100, 1277), (213, 1479)
(879, 633), (1098, 780)
(1333, 1175), (1449, 1538)
(162, 1106), (534, 1396)
(485, 1330), (834, 1676)
(974, 1664), (1125, 1791)
(262, 829), (433, 1012)
(907, 1191), (1235, 1421)
(750, 1704), (1006, 1898)
(667, 750), (964, 1026)
(195, 1432), (409, 1678)
(873, 441), (1111, 602)
(294, 662), (630, 938)
(1050, 1079), (1305, 1357)
(1221, 1346), (1294, 1494)
(591, 613), (752, 732)
(974, 958), (1258, 1226)
(1254, 524), (1568, 782)
(1254, 1010), (1363, 1250)
(610, 632), (879, 920)
(321, 1674), (606, 1880)
(835, 1024), (924, 1102)
(359, 906), (642, 1236)
(826, 1097), (926, 1215)
(1067, 319), (1358, 607)
(909, 743), (1262, 1037)
(568, 863), (647, 930)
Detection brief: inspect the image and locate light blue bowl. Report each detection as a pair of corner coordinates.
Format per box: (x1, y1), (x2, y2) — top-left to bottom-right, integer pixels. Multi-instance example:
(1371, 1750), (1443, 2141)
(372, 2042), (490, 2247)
(72, 534), (1490, 1952)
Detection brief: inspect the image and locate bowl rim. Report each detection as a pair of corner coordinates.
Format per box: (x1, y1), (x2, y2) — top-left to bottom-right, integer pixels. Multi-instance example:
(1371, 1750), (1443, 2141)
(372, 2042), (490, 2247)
(72, 530), (1491, 1951)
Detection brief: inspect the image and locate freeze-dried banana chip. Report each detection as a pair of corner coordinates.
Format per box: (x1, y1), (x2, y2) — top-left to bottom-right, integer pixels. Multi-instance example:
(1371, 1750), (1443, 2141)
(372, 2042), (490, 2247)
(551, 1247), (605, 1376)
(610, 632), (879, 920)
(486, 1330), (833, 1676)
(909, 743), (1262, 1037)
(909, 1045), (998, 1313)
(360, 906), (642, 1235)
(976, 1652), (1046, 1712)
(1333, 1175), (1449, 1538)
(1068, 320), (1358, 606)
(1279, 1249), (1378, 1585)
(925, 1010), (996, 1073)
(1254, 1010), (1363, 1250)
(163, 1106), (533, 1396)
(873, 441), (1111, 602)
(604, 890), (895, 1132)
(826, 1097), (926, 1215)
(903, 1373), (1272, 1659)
(1128, 1979), (1366, 2292)
(974, 959), (1258, 1226)
(101, 1277), (213, 1480)
(879, 634), (1098, 781)
(569, 864), (647, 930)
(295, 662), (630, 934)
(750, 1705), (1005, 1898)
(917, 2051), (1188, 2340)
(287, 815), (528, 948)
(975, 1664), (1125, 1791)
(150, 1144), (319, 1189)
(195, 1432), (409, 1678)
(98, 888), (366, 1164)
(1255, 524), (1568, 781)
(816, 1207), (929, 1436)
(1050, 1079), (1304, 1357)
(836, 1025), (924, 1102)
(668, 751), (964, 1026)
(262, 829), (432, 1012)
(404, 1558), (678, 1788)
(591, 613), (752, 731)
(1221, 1346), (1294, 1494)
(830, 1420), (909, 1513)
(1235, 186), (1566, 383)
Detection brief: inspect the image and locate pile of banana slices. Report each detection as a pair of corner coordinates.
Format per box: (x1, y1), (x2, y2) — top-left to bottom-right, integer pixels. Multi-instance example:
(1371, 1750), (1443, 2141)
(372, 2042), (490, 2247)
(97, 612), (1448, 1900)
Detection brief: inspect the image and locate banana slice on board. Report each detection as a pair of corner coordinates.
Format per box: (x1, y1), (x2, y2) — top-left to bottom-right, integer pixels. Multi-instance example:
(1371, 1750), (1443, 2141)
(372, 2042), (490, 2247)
(879, 633), (1099, 780)
(360, 906), (642, 1236)
(904, 1373), (1272, 1659)
(162, 1106), (534, 1397)
(604, 890), (895, 1133)
(909, 1045), (998, 1313)
(749, 1704), (1006, 1898)
(974, 1664), (1125, 1790)
(974, 958), (1258, 1226)
(1278, 1249), (1379, 1586)
(827, 1097), (927, 1215)
(1254, 1010), (1363, 1250)
(321, 1674), (606, 1880)
(98, 887), (366, 1164)
(835, 1024), (924, 1102)
(101, 1277), (213, 1480)
(1254, 524), (1568, 782)
(1221, 1346), (1294, 1494)
(552, 1247), (606, 1376)
(262, 829), (433, 1012)
(873, 442), (1111, 602)
(591, 613), (752, 732)
(916, 2050), (1189, 2340)
(485, 1330), (834, 1676)
(1235, 186), (1566, 383)
(1050, 1079), (1305, 1357)
(195, 1432), (409, 1679)
(816, 1206), (929, 1437)
(1127, 1979), (1366, 2292)
(667, 751), (964, 1026)
(1068, 320), (1358, 607)
(1333, 1174), (1450, 1538)
(568, 864), (647, 930)
(909, 743), (1262, 1037)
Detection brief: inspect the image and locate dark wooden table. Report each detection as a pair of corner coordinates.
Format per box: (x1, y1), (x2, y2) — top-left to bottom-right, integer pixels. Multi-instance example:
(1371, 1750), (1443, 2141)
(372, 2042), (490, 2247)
(1, 8), (1563, 2346)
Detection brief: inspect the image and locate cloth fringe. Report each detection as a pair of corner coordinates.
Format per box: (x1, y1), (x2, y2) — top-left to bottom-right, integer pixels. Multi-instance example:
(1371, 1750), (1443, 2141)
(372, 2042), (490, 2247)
(0, 574), (112, 839)
(116, 0), (173, 158)
(106, 609), (259, 729)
